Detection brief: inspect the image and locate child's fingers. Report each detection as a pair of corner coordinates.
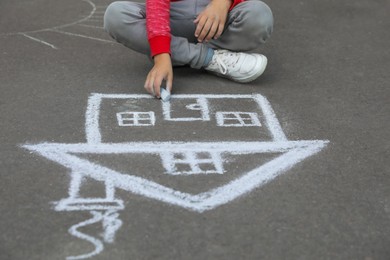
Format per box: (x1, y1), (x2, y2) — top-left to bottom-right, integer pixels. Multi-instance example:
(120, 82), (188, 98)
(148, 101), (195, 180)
(214, 19), (226, 39)
(205, 22), (219, 42)
(166, 73), (173, 92)
(194, 16), (207, 38)
(194, 13), (212, 39)
(198, 18), (214, 42)
(153, 77), (163, 98)
(144, 79), (154, 96)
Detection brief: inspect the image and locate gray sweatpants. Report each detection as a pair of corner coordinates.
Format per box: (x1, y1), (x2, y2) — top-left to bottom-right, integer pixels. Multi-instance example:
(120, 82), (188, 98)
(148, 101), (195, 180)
(104, 0), (273, 69)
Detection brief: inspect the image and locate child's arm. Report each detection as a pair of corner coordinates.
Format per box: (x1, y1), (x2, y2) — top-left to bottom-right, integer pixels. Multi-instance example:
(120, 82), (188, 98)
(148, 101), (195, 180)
(144, 0), (173, 98)
(194, 0), (233, 43)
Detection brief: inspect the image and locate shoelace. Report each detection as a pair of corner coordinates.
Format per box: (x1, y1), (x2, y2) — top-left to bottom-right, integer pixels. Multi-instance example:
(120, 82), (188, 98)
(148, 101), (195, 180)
(213, 52), (241, 75)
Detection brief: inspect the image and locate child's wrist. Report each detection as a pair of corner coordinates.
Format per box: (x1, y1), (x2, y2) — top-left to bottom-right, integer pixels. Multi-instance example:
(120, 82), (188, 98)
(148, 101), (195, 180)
(213, 0), (232, 4)
(212, 0), (232, 10)
(153, 53), (172, 66)
(154, 53), (170, 62)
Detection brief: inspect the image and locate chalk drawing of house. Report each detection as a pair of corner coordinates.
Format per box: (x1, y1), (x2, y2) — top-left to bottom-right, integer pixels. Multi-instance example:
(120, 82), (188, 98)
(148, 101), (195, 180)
(23, 93), (328, 259)
(26, 93), (328, 211)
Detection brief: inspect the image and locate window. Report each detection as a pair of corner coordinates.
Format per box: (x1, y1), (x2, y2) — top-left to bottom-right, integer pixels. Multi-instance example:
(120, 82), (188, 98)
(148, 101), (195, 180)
(161, 151), (224, 175)
(216, 112), (261, 127)
(116, 112), (156, 126)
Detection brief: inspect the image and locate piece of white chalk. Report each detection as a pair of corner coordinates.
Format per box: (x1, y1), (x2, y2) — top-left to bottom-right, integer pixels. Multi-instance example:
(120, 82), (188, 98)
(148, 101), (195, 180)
(160, 88), (171, 102)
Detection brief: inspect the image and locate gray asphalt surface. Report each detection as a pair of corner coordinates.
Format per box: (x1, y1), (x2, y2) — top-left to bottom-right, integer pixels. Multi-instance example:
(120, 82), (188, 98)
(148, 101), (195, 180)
(1, 0), (389, 259)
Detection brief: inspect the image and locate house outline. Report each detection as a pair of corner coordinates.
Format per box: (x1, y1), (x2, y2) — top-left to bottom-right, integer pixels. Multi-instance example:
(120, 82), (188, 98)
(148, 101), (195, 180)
(22, 93), (328, 259)
(24, 93), (328, 213)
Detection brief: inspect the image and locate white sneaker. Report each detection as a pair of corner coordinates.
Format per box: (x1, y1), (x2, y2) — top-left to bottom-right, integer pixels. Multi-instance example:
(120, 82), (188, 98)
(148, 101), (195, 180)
(204, 50), (268, 83)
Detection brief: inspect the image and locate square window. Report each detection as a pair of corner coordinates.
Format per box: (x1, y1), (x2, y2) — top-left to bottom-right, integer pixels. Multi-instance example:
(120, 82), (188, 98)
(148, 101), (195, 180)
(117, 112), (155, 126)
(216, 112), (261, 127)
(161, 152), (224, 175)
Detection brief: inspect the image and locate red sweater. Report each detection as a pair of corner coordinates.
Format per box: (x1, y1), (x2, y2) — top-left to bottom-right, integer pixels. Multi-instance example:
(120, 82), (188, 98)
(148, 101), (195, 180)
(146, 0), (245, 57)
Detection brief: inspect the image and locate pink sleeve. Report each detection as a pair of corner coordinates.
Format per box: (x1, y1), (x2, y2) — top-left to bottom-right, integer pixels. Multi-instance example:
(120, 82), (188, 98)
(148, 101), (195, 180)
(146, 0), (171, 57)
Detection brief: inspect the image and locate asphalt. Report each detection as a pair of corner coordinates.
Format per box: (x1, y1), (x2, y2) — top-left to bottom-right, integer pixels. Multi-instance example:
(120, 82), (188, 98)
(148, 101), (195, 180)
(0, 0), (389, 259)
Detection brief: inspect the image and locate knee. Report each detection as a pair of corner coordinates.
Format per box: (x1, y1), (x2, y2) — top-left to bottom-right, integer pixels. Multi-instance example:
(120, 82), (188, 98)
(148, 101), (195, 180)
(244, 1), (274, 44)
(103, 2), (127, 37)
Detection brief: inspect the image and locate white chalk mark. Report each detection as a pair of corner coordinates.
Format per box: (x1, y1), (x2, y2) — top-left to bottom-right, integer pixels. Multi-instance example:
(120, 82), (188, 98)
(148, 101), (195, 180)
(117, 112), (156, 126)
(90, 15), (104, 18)
(54, 163), (125, 212)
(67, 211), (104, 260)
(105, 179), (116, 201)
(161, 151), (224, 175)
(2, 0), (115, 48)
(50, 29), (113, 43)
(216, 112), (261, 127)
(86, 18), (103, 22)
(51, 0), (97, 31)
(69, 171), (84, 199)
(86, 93), (103, 144)
(102, 210), (122, 243)
(54, 167), (123, 259)
(22, 92), (329, 259)
(55, 198), (124, 212)
(3, 0), (97, 36)
(19, 33), (58, 49)
(94, 94), (153, 99)
(23, 139), (328, 212)
(197, 145), (326, 209)
(162, 97), (210, 121)
(24, 140), (325, 154)
(253, 94), (287, 141)
(65, 209), (122, 259)
(210, 152), (225, 174)
(97, 93), (285, 140)
(78, 24), (104, 29)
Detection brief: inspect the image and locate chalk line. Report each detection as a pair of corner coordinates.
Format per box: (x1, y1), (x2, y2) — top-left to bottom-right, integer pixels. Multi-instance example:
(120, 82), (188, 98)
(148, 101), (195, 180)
(55, 198), (124, 211)
(19, 33), (58, 49)
(78, 24), (104, 29)
(23, 140), (326, 154)
(86, 94), (103, 144)
(68, 171), (84, 199)
(216, 112), (261, 127)
(49, 29), (113, 43)
(21, 91), (330, 259)
(89, 15), (104, 18)
(95, 93), (255, 99)
(253, 94), (287, 141)
(67, 211), (104, 260)
(23, 140), (328, 212)
(102, 210), (122, 243)
(117, 112), (156, 126)
(51, 0), (97, 31)
(161, 150), (224, 175)
(3, 0), (97, 36)
(197, 144), (326, 210)
(84, 93), (284, 144)
(162, 97), (210, 121)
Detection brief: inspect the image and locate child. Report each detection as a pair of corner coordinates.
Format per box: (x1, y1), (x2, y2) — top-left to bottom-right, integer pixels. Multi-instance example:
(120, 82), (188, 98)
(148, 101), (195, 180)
(104, 0), (273, 98)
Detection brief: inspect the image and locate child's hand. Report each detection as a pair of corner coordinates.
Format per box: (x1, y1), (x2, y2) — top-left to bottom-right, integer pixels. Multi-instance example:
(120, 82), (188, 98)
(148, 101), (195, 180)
(144, 53), (173, 98)
(194, 0), (231, 43)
